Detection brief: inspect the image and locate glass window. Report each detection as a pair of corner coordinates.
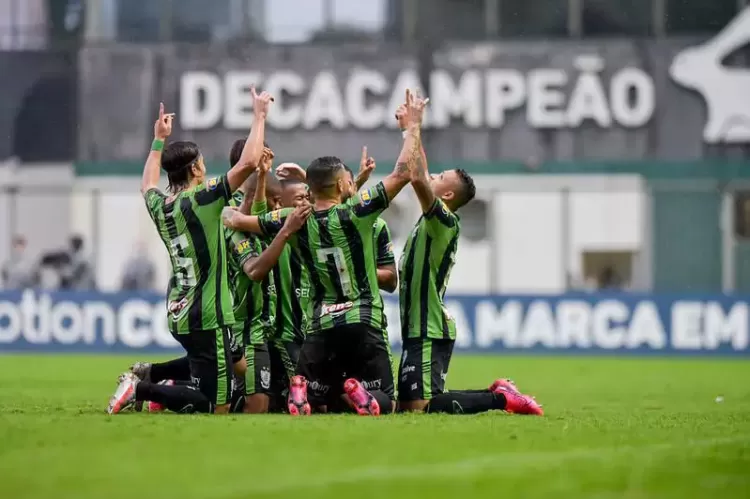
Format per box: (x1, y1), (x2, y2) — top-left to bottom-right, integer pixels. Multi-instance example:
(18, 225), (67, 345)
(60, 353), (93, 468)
(665, 0), (738, 35)
(499, 0), (569, 37)
(582, 0), (653, 36)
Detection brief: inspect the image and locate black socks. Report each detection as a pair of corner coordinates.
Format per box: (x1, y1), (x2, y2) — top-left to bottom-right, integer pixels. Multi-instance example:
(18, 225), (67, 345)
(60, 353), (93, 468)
(149, 357), (191, 383)
(426, 391), (507, 415)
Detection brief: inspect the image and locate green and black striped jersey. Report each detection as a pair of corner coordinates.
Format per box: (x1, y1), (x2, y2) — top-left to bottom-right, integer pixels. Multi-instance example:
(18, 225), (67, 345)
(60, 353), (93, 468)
(374, 218), (395, 267)
(399, 198), (460, 340)
(225, 192), (271, 346)
(258, 182), (390, 335)
(252, 200), (309, 344)
(144, 175), (235, 334)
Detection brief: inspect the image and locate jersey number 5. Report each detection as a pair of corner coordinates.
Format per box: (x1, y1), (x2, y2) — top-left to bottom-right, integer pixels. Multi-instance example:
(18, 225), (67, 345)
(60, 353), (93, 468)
(169, 235), (197, 287)
(316, 247), (353, 296)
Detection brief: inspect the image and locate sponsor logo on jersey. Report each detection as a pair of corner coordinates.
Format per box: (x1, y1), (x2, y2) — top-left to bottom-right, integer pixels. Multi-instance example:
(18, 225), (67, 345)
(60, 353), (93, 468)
(168, 297), (189, 318)
(235, 239), (251, 253)
(207, 177), (219, 190)
(270, 210), (281, 224)
(320, 301), (354, 317)
(359, 188), (373, 206)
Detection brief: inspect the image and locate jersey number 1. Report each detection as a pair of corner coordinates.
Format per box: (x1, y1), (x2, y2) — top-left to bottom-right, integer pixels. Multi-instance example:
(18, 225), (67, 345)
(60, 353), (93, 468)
(316, 247), (353, 296)
(170, 235), (197, 287)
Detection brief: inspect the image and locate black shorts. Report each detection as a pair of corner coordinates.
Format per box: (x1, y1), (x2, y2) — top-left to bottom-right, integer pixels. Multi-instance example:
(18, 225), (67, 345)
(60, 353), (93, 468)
(243, 342), (271, 396)
(172, 327), (234, 407)
(229, 329), (244, 365)
(397, 338), (454, 401)
(297, 324), (394, 406)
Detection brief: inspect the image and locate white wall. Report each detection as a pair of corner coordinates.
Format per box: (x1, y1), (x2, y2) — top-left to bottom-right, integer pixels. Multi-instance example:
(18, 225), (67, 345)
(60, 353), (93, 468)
(74, 173), (644, 293)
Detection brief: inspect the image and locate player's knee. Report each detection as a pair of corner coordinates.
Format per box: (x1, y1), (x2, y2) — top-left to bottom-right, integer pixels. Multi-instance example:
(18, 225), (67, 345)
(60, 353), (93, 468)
(398, 399), (429, 412)
(243, 393), (269, 414)
(233, 357), (247, 377)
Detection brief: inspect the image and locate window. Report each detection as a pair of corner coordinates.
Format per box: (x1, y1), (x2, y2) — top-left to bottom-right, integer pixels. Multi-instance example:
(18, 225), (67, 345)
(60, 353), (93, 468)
(499, 0), (568, 37)
(665, 0), (738, 35)
(459, 198), (489, 242)
(734, 191), (750, 239)
(582, 0), (653, 36)
(581, 251), (633, 290)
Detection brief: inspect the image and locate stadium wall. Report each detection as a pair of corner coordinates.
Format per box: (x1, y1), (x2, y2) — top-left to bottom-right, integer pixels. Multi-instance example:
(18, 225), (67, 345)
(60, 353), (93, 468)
(0, 290), (747, 355)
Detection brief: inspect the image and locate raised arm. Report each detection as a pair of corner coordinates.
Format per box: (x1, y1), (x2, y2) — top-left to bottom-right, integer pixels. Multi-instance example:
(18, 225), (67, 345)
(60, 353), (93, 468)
(247, 147), (273, 215)
(140, 103), (173, 195)
(223, 209), (263, 234)
(355, 146), (376, 190)
(226, 88), (274, 192)
(244, 205), (311, 281)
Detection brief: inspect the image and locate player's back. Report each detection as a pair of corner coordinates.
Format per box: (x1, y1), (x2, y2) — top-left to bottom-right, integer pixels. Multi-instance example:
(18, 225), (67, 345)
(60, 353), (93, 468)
(144, 175), (235, 334)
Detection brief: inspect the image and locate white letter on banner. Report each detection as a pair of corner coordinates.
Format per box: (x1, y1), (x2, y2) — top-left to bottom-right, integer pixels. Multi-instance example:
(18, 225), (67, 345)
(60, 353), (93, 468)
(83, 300), (116, 344)
(429, 70), (482, 128)
(21, 290), (44, 342)
(703, 302), (748, 350)
(475, 300), (522, 348)
(265, 71), (305, 130)
(224, 71), (261, 130)
(592, 300), (628, 349)
(527, 69), (567, 128)
(671, 301), (703, 350)
(448, 301), (472, 348)
(485, 69), (526, 128)
(303, 71), (347, 129)
(180, 72), (222, 130)
(119, 300), (153, 348)
(0, 299), (21, 343)
(50, 301), (83, 345)
(566, 55), (612, 127)
(520, 300), (557, 348)
(556, 300), (592, 348)
(610, 67), (654, 127)
(626, 301), (666, 349)
(383, 299), (402, 348)
(346, 69), (388, 129)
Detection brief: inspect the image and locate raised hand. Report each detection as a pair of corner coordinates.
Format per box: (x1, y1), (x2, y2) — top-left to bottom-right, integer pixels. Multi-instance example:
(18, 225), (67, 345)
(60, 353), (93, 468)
(275, 163), (306, 182)
(282, 204), (312, 234)
(356, 146), (376, 187)
(252, 86), (275, 119)
(405, 88), (429, 129)
(395, 103), (408, 130)
(221, 207), (240, 230)
(154, 102), (174, 140)
(259, 147), (274, 174)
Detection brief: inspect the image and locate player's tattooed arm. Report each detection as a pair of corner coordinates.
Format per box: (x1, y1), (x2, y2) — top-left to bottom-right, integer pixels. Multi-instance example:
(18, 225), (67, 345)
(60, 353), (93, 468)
(141, 102), (173, 194)
(376, 264), (398, 293)
(410, 144), (436, 214)
(227, 87), (274, 193)
(244, 205), (311, 281)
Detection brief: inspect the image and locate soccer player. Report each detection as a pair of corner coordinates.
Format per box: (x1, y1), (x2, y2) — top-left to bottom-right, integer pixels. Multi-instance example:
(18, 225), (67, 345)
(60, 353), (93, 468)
(107, 88), (274, 415)
(222, 90), (428, 416)
(393, 98), (543, 416)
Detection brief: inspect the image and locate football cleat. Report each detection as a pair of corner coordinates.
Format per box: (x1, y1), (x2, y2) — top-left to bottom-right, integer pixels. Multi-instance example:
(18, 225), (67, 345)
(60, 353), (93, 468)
(489, 378), (520, 394)
(494, 386), (544, 416)
(343, 378), (380, 416)
(107, 372), (139, 415)
(287, 376), (311, 416)
(147, 379), (174, 412)
(128, 362), (152, 412)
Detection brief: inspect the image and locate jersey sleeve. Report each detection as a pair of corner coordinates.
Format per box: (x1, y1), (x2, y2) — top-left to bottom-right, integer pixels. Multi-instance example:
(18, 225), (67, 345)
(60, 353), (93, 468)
(229, 230), (260, 268)
(375, 219), (395, 266)
(251, 200), (269, 216)
(231, 190), (245, 207)
(258, 207), (294, 238)
(143, 188), (167, 221)
(346, 181), (390, 225)
(194, 174), (232, 208)
(424, 198), (459, 239)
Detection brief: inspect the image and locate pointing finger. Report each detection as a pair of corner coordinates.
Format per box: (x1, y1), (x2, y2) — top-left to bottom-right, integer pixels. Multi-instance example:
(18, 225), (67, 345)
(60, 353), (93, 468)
(361, 146), (367, 162)
(159, 102), (164, 118)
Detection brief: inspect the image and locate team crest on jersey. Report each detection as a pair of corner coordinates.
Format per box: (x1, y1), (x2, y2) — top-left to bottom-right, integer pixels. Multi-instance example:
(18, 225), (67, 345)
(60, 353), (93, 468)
(207, 177), (219, 190)
(260, 367), (271, 389)
(270, 210), (281, 224)
(359, 188), (374, 206)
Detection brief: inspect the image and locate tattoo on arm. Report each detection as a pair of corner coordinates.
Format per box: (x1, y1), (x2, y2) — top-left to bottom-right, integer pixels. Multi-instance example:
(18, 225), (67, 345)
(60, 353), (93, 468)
(395, 161), (410, 176)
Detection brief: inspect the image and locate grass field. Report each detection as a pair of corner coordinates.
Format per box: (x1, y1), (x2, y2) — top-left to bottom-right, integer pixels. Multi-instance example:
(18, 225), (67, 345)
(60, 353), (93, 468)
(0, 355), (749, 499)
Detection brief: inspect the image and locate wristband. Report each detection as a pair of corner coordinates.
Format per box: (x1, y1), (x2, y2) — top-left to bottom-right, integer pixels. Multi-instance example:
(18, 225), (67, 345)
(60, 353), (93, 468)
(151, 139), (165, 152)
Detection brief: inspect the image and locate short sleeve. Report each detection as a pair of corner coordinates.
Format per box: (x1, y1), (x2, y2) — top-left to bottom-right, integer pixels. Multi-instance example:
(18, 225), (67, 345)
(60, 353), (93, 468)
(143, 188), (166, 220)
(424, 199), (459, 239)
(194, 174), (231, 207)
(258, 207), (293, 238)
(375, 220), (395, 266)
(251, 200), (268, 216)
(347, 181), (390, 224)
(229, 230), (260, 268)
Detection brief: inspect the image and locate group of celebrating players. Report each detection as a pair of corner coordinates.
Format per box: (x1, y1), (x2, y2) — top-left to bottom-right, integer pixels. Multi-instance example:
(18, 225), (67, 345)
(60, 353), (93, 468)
(106, 86), (543, 417)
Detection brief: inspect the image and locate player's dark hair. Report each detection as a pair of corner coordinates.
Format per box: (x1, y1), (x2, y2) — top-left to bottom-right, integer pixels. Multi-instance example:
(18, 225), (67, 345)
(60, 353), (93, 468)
(162, 141), (201, 194)
(229, 139), (270, 167)
(306, 156), (345, 194)
(454, 168), (476, 210)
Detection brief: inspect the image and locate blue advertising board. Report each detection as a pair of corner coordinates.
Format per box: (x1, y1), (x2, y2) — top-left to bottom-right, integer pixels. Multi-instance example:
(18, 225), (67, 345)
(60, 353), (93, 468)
(0, 290), (748, 355)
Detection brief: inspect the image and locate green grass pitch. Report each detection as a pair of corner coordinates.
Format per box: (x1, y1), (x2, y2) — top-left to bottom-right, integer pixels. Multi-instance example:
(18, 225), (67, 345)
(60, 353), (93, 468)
(0, 354), (749, 499)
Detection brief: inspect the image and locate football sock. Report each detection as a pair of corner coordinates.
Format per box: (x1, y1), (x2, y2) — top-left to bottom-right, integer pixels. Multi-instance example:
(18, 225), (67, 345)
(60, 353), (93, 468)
(135, 381), (212, 413)
(426, 391), (506, 415)
(149, 356), (191, 383)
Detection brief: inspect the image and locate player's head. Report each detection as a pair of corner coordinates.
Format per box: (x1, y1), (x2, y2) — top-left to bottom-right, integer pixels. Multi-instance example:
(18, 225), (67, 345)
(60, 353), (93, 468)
(305, 156), (350, 202)
(341, 164), (357, 201)
(241, 172), (282, 210)
(162, 141), (206, 193)
(229, 139), (270, 167)
(430, 169), (476, 211)
(281, 179), (310, 208)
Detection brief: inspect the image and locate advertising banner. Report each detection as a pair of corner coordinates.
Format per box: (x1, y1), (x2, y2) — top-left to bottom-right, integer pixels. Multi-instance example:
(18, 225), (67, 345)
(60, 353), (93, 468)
(0, 290), (747, 355)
